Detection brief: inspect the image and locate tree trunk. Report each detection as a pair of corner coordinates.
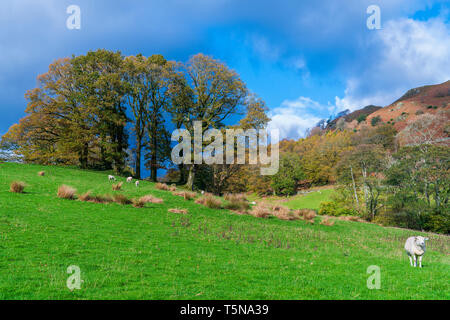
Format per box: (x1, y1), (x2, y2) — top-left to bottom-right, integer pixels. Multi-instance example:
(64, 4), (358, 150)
(186, 165), (196, 191)
(350, 166), (359, 208)
(135, 140), (141, 179)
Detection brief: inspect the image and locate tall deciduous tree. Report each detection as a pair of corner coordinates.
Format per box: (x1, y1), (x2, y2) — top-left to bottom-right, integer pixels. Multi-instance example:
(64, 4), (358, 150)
(168, 53), (247, 190)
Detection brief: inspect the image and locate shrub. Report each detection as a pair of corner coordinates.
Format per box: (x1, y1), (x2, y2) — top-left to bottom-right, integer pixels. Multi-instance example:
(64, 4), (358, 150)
(38, 171), (45, 176)
(112, 194), (132, 205)
(249, 203), (272, 218)
(318, 201), (357, 216)
(57, 185), (77, 200)
(371, 116), (382, 126)
(357, 114), (367, 123)
(155, 182), (169, 191)
(112, 182), (123, 191)
(139, 194), (163, 204)
(10, 181), (25, 193)
(168, 208), (188, 214)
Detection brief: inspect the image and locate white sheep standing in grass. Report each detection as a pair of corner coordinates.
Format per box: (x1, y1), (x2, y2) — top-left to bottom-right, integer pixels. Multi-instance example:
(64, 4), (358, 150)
(126, 177), (133, 183)
(404, 236), (429, 268)
(135, 180), (139, 187)
(108, 175), (116, 181)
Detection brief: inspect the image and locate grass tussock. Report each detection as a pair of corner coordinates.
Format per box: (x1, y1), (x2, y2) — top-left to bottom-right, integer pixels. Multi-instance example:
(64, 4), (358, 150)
(132, 199), (145, 208)
(78, 191), (112, 204)
(10, 181), (25, 193)
(320, 218), (335, 226)
(338, 216), (363, 222)
(155, 182), (169, 191)
(272, 205), (299, 221)
(296, 209), (316, 223)
(224, 194), (250, 212)
(139, 194), (164, 204)
(249, 203), (272, 218)
(112, 194), (132, 205)
(37, 171), (45, 176)
(112, 182), (123, 191)
(169, 184), (177, 192)
(168, 208), (188, 214)
(172, 191), (197, 200)
(195, 193), (222, 209)
(57, 185), (77, 200)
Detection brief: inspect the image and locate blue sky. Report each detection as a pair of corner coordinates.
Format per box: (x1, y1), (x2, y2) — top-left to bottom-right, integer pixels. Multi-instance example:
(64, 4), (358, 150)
(0, 0), (449, 141)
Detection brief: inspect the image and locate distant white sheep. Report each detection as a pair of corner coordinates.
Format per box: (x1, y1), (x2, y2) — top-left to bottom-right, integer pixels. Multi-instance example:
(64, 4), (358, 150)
(126, 177), (133, 183)
(135, 180), (140, 187)
(108, 175), (116, 181)
(201, 190), (205, 195)
(404, 236), (429, 268)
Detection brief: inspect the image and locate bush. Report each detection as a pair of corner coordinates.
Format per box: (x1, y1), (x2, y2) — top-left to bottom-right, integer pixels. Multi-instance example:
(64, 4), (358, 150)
(318, 201), (357, 216)
(57, 185), (77, 200)
(371, 116), (382, 126)
(10, 181), (25, 193)
(357, 114), (367, 123)
(424, 211), (450, 234)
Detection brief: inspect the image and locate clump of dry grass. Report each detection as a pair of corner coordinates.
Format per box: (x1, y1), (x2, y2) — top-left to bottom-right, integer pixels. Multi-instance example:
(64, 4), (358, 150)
(57, 185), (77, 200)
(195, 193), (222, 209)
(249, 202), (272, 218)
(272, 205), (299, 221)
(338, 216), (363, 222)
(37, 171), (45, 176)
(139, 194), (164, 204)
(132, 198), (145, 208)
(224, 194), (250, 212)
(10, 181), (25, 193)
(224, 193), (246, 202)
(112, 182), (123, 191)
(172, 191), (197, 200)
(295, 209), (316, 223)
(112, 194), (132, 205)
(78, 191), (112, 204)
(168, 208), (188, 214)
(320, 218), (335, 226)
(169, 184), (177, 192)
(155, 182), (169, 191)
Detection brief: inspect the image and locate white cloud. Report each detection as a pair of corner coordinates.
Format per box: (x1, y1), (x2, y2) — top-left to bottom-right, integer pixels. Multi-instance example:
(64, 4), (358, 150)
(267, 97), (329, 140)
(335, 17), (450, 111)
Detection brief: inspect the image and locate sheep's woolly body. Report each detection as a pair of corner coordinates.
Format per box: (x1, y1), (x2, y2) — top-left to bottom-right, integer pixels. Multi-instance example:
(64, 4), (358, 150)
(404, 236), (428, 268)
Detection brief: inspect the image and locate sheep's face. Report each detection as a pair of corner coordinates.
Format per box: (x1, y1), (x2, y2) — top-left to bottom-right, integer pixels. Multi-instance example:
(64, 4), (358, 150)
(415, 236), (429, 248)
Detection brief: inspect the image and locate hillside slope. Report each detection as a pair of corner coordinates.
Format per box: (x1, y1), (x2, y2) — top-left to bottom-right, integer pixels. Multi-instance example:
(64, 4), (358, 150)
(0, 163), (449, 299)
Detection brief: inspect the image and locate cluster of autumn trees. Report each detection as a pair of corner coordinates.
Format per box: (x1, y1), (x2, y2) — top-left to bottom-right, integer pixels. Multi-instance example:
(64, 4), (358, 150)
(224, 112), (448, 233)
(1, 50), (269, 190)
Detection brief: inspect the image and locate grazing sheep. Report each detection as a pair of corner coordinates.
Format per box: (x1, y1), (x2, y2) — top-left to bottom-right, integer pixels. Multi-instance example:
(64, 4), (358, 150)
(126, 177), (133, 183)
(404, 236), (429, 268)
(135, 180), (140, 187)
(108, 175), (116, 181)
(201, 190), (205, 195)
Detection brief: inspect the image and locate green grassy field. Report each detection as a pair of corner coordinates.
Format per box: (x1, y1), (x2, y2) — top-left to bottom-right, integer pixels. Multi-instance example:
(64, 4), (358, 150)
(282, 189), (335, 210)
(0, 163), (449, 299)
